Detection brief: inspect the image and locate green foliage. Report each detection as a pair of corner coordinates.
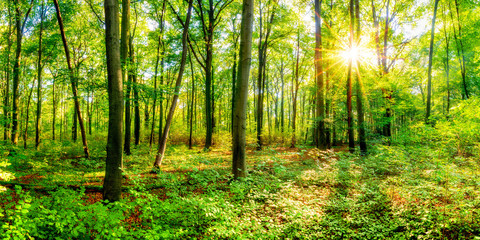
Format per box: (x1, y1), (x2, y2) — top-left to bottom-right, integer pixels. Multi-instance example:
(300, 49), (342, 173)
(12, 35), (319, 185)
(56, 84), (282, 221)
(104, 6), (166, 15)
(1, 187), (129, 239)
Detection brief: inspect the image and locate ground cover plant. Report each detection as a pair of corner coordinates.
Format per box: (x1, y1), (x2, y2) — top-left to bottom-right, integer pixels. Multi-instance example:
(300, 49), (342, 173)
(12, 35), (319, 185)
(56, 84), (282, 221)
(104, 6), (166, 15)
(1, 117), (480, 239)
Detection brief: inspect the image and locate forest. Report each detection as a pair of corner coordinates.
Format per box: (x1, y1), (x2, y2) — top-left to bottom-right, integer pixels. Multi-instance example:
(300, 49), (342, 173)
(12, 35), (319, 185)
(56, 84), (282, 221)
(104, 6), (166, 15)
(0, 0), (479, 238)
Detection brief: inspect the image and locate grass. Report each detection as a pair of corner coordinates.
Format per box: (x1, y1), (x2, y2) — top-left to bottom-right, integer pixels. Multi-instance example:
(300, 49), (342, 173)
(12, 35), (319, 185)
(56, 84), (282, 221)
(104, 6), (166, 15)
(0, 135), (480, 239)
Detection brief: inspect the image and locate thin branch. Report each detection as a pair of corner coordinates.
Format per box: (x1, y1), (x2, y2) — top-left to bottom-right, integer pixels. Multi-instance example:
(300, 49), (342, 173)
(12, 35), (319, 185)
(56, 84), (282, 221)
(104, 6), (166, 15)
(85, 0), (104, 25)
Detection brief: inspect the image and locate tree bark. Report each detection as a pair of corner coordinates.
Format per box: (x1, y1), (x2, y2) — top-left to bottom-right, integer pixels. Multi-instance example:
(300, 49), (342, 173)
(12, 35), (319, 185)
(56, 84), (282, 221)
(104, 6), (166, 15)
(35, 1), (45, 149)
(255, 0), (276, 150)
(188, 53), (195, 149)
(232, 0), (254, 179)
(52, 74), (56, 140)
(131, 42), (141, 146)
(23, 79), (35, 149)
(425, 0), (440, 124)
(355, 0), (366, 153)
(11, 1), (32, 145)
(153, 0), (193, 168)
(103, 0), (124, 202)
(53, 0), (90, 158)
(150, 2), (166, 147)
(122, 0), (131, 155)
(347, 0), (354, 153)
(442, 4), (450, 118)
(3, 6), (13, 141)
(314, 0), (326, 150)
(291, 30), (300, 148)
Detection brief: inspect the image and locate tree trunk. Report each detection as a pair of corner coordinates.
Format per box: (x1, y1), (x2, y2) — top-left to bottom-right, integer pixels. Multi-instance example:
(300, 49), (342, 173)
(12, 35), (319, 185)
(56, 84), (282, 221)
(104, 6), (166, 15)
(280, 60), (284, 136)
(189, 53), (195, 149)
(72, 108), (77, 142)
(291, 31), (300, 149)
(449, 0), (468, 99)
(11, 1), (32, 145)
(442, 4), (450, 118)
(150, 1), (166, 147)
(314, 0), (326, 149)
(52, 75), (56, 140)
(231, 22), (239, 134)
(425, 0), (440, 124)
(103, 0), (124, 202)
(35, 2), (44, 149)
(153, 0), (193, 168)
(4, 6), (13, 141)
(347, 0), (355, 153)
(150, 33), (162, 147)
(232, 0), (254, 179)
(131, 42), (141, 146)
(53, 0), (90, 158)
(122, 0), (131, 155)
(23, 79), (35, 149)
(355, 0), (366, 153)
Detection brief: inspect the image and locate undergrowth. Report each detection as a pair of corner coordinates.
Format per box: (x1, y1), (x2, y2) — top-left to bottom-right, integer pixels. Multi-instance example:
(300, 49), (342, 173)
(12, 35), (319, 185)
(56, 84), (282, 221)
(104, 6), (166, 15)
(1, 117), (480, 239)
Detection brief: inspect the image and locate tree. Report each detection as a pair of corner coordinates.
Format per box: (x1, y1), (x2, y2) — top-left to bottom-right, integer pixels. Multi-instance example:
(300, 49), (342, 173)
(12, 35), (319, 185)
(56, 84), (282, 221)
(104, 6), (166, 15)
(11, 0), (33, 145)
(53, 0), (90, 158)
(255, 0), (277, 150)
(355, 0), (366, 153)
(425, 0), (440, 124)
(122, 0), (132, 155)
(103, 0), (123, 202)
(153, 0), (193, 168)
(314, 0), (326, 149)
(232, 0), (254, 179)
(449, 0), (468, 99)
(188, 0), (234, 150)
(149, 0), (166, 148)
(347, 0), (354, 153)
(3, 4), (14, 141)
(35, 0), (45, 149)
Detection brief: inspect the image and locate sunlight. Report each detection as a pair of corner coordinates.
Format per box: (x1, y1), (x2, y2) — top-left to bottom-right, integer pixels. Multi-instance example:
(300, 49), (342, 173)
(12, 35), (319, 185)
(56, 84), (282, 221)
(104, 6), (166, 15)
(335, 41), (377, 69)
(340, 46), (360, 63)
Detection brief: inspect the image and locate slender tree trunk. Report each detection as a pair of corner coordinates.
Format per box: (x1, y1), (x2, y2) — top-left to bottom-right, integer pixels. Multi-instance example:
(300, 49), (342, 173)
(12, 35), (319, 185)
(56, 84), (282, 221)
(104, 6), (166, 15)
(103, 0), (123, 202)
(189, 53), (195, 149)
(150, 34), (162, 147)
(280, 60), (284, 136)
(232, 0), (254, 179)
(4, 7), (13, 141)
(158, 57), (165, 143)
(314, 0), (326, 149)
(153, 0), (193, 168)
(355, 0), (366, 153)
(35, 2), (44, 149)
(24, 79), (35, 149)
(449, 0), (468, 99)
(11, 2), (30, 145)
(347, 0), (355, 153)
(291, 31), (300, 148)
(443, 4), (450, 118)
(131, 42), (141, 146)
(231, 24), (239, 134)
(149, 1), (166, 147)
(53, 0), (90, 158)
(122, 0), (131, 155)
(203, 0), (217, 151)
(52, 75), (56, 140)
(425, 0), (440, 124)
(256, 3), (264, 150)
(88, 92), (93, 135)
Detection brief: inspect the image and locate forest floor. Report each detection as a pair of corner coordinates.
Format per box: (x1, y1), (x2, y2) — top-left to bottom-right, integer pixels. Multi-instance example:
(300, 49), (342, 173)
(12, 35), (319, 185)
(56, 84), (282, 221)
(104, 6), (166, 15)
(1, 138), (480, 239)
